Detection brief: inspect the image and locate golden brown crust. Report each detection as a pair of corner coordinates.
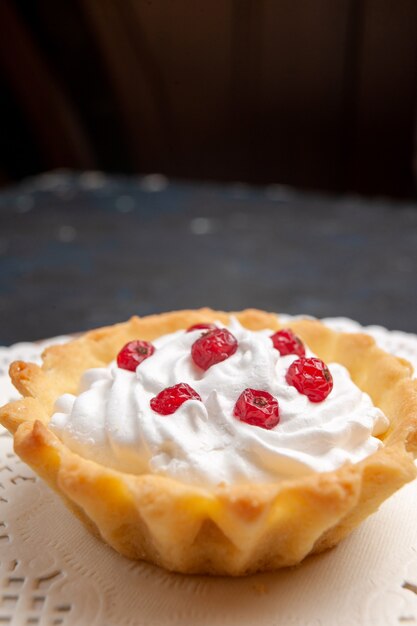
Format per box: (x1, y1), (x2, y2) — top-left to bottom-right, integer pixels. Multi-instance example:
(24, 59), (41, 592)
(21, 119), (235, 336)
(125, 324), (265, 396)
(1, 308), (417, 575)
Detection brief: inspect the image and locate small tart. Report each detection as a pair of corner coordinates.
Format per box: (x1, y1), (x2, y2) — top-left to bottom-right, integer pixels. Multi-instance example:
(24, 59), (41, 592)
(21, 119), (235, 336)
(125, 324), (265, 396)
(1, 308), (417, 576)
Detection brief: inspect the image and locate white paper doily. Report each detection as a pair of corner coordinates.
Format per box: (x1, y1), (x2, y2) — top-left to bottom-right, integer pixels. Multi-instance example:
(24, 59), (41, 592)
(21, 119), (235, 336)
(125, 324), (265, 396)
(1, 321), (417, 626)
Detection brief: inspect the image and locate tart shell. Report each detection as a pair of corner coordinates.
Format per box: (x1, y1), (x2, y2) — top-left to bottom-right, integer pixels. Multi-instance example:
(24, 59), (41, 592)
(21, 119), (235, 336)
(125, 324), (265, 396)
(1, 308), (417, 575)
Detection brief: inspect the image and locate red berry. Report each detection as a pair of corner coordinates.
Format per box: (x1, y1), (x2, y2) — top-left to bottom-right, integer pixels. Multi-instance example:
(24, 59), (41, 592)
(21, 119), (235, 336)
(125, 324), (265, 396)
(186, 323), (217, 333)
(150, 383), (202, 415)
(285, 357), (333, 402)
(233, 388), (279, 430)
(117, 340), (155, 371)
(191, 328), (238, 371)
(271, 328), (305, 357)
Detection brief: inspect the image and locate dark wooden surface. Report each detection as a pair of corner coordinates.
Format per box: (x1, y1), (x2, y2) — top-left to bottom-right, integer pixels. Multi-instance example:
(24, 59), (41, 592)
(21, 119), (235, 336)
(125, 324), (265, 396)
(1, 0), (417, 196)
(0, 171), (416, 346)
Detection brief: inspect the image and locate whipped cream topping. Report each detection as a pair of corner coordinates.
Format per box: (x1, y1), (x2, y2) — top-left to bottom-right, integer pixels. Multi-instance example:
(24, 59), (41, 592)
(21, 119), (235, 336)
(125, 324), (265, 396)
(50, 318), (389, 486)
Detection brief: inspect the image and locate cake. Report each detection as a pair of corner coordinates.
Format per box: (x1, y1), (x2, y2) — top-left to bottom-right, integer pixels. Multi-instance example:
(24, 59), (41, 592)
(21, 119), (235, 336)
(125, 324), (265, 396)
(1, 308), (416, 575)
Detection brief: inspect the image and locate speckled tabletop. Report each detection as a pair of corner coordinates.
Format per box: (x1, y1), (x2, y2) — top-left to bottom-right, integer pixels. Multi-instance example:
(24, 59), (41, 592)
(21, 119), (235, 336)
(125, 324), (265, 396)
(0, 171), (416, 345)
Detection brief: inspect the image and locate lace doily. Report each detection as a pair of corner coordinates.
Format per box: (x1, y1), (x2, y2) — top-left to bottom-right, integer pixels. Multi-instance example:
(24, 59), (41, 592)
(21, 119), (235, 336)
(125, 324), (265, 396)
(1, 321), (417, 626)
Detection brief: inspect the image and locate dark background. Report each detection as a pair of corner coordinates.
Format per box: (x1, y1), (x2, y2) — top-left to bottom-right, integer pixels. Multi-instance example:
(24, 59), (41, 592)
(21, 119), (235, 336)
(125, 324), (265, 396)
(1, 1), (417, 345)
(1, 0), (417, 196)
(1, 173), (417, 345)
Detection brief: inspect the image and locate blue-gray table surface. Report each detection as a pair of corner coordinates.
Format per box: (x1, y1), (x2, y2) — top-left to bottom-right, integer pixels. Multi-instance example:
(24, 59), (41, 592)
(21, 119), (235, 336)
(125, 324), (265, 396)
(0, 171), (416, 346)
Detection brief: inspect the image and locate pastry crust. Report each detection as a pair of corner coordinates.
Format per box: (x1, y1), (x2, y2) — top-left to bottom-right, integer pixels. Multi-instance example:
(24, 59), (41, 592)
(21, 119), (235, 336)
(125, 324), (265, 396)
(1, 308), (417, 575)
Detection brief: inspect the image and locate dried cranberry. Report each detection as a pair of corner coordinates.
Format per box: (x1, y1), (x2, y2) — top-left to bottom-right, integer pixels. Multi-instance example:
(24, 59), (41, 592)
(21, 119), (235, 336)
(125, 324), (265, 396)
(233, 388), (280, 430)
(271, 328), (305, 357)
(117, 340), (155, 371)
(285, 357), (333, 402)
(150, 383), (202, 415)
(191, 328), (238, 370)
(186, 323), (217, 333)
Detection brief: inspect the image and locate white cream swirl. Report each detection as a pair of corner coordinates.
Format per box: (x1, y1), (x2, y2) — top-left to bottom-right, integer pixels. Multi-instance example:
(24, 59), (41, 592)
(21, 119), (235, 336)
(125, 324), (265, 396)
(50, 318), (389, 486)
